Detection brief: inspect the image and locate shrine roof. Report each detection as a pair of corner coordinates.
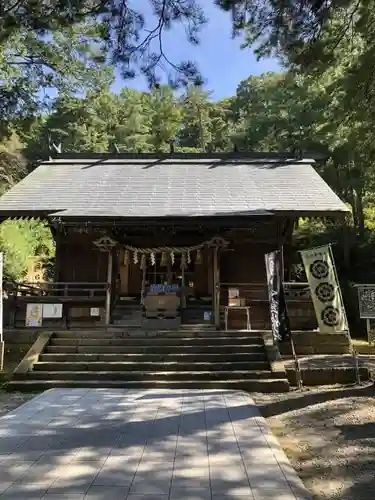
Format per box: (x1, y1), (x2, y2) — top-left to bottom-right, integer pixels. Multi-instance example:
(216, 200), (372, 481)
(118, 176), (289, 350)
(0, 152), (349, 219)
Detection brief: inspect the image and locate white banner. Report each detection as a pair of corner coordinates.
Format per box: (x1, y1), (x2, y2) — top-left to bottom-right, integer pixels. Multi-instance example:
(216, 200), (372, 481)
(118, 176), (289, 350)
(300, 245), (348, 333)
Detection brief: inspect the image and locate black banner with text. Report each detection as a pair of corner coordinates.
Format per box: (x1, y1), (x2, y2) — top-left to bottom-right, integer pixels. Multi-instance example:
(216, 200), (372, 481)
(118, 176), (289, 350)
(265, 250), (290, 342)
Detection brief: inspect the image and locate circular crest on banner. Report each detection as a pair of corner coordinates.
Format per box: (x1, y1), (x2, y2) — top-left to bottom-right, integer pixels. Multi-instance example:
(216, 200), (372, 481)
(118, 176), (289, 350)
(315, 282), (335, 303)
(321, 306), (341, 327)
(310, 259), (330, 279)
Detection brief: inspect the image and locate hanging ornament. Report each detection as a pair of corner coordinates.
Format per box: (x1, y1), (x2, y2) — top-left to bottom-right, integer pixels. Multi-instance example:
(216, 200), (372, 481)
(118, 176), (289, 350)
(133, 250), (139, 264)
(140, 254), (146, 270)
(187, 251), (191, 265)
(160, 252), (168, 267)
(195, 249), (202, 265)
(170, 251), (175, 265)
(151, 252), (156, 265)
(124, 250), (130, 265)
(181, 253), (187, 269)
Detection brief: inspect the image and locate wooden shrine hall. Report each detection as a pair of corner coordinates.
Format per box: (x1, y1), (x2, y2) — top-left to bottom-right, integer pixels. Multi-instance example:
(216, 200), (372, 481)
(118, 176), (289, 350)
(0, 152), (349, 331)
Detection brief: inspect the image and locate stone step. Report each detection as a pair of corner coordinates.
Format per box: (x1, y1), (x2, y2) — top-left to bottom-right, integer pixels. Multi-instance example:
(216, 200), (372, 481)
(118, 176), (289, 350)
(39, 352), (267, 362)
(44, 345), (266, 354)
(18, 370), (280, 381)
(6, 378), (290, 392)
(33, 360), (271, 372)
(52, 329), (262, 338)
(49, 336), (264, 346)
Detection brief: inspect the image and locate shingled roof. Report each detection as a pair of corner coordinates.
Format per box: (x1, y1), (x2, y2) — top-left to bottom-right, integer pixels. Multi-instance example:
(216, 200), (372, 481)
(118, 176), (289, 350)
(0, 153), (349, 219)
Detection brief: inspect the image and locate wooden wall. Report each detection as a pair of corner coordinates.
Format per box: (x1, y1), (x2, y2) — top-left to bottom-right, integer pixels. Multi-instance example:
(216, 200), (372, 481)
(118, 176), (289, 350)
(56, 231), (107, 282)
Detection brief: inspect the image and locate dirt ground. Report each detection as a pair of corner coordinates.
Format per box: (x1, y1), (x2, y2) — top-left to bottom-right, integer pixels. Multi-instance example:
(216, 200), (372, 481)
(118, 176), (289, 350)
(0, 390), (35, 418)
(253, 382), (375, 500)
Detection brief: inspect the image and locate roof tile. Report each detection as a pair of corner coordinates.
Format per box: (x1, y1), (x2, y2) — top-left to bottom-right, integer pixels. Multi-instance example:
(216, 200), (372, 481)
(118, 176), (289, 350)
(0, 155), (349, 217)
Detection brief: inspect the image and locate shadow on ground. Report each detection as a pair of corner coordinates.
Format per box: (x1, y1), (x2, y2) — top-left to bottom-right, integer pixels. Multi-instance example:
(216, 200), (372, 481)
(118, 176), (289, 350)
(254, 383), (375, 500)
(0, 389), (305, 500)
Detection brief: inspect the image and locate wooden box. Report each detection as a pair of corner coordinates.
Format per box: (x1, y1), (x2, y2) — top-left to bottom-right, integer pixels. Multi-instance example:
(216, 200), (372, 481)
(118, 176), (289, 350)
(228, 298), (246, 307)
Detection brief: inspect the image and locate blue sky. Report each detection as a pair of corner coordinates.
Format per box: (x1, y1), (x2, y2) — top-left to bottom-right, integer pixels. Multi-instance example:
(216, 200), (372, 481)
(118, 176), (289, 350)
(112, 2), (281, 100)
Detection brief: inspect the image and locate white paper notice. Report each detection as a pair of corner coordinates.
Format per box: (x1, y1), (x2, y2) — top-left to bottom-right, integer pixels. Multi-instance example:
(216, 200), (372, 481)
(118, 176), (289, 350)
(43, 303), (63, 319)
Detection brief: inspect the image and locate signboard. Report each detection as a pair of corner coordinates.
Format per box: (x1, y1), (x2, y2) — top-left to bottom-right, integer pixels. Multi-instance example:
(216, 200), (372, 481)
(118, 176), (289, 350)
(356, 285), (375, 319)
(149, 284), (179, 294)
(90, 307), (100, 317)
(42, 303), (63, 319)
(204, 311), (211, 322)
(228, 287), (239, 299)
(26, 304), (43, 327)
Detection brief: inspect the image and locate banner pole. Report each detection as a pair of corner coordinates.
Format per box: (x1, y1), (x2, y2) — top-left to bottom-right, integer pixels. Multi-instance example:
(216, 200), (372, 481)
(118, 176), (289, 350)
(328, 244), (360, 385)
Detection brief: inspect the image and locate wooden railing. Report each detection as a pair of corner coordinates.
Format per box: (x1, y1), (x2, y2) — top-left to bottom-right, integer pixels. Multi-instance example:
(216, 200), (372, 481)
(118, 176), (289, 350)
(220, 282), (311, 302)
(4, 281), (107, 299)
(3, 281), (108, 328)
(219, 282), (315, 330)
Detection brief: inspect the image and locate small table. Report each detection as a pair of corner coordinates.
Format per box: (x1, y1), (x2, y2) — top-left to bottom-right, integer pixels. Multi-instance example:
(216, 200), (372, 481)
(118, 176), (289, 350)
(224, 306), (251, 331)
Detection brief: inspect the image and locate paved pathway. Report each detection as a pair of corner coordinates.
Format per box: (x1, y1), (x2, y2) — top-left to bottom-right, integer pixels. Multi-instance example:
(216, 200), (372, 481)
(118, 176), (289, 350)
(0, 389), (311, 499)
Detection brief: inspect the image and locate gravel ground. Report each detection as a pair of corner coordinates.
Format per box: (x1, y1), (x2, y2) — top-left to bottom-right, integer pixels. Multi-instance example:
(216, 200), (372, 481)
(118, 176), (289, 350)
(0, 391), (35, 417)
(253, 382), (375, 500)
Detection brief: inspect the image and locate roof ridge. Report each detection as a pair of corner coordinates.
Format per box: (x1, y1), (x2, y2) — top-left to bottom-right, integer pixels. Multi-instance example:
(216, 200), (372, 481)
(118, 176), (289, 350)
(45, 151), (324, 161)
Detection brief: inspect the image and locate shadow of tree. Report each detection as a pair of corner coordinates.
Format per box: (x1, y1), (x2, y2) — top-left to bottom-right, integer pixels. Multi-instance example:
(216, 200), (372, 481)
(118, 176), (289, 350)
(256, 383), (375, 500)
(0, 388), (308, 500)
(257, 383), (375, 418)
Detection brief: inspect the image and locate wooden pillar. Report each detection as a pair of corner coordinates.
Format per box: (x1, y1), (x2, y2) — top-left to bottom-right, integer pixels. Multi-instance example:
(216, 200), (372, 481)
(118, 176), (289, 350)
(54, 227), (62, 282)
(119, 249), (130, 295)
(213, 247), (220, 329)
(181, 262), (186, 309)
(105, 250), (113, 326)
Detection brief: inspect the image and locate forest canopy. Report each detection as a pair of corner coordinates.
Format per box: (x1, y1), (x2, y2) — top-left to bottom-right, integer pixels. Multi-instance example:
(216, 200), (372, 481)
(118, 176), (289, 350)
(1, 0), (374, 283)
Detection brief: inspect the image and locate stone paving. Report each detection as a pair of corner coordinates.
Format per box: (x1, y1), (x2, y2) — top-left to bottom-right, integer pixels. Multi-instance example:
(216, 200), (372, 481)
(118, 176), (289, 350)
(0, 389), (311, 499)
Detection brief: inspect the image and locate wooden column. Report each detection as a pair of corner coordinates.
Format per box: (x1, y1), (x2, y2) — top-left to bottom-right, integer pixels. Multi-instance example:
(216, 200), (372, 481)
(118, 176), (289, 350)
(105, 250), (113, 326)
(181, 262), (186, 309)
(213, 246), (220, 329)
(54, 227), (62, 282)
(119, 249), (130, 295)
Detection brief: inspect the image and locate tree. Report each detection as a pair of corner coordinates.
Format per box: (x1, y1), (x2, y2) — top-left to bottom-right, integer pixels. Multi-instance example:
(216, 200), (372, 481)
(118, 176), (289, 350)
(179, 86), (212, 151)
(0, 21), (113, 133)
(0, 1), (208, 93)
(207, 99), (235, 152)
(149, 86), (181, 152)
(111, 89), (152, 152)
(0, 132), (27, 193)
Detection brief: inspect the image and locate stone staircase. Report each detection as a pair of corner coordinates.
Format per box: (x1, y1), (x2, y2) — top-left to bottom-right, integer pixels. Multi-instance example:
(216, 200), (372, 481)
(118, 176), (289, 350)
(8, 328), (290, 392)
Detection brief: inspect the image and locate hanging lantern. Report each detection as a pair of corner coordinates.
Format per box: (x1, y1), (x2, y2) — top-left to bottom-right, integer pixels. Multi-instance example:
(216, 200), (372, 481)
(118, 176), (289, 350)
(160, 252), (168, 267)
(181, 253), (187, 269)
(133, 250), (139, 264)
(151, 252), (156, 265)
(140, 254), (146, 270)
(195, 249), (202, 265)
(124, 250), (130, 265)
(170, 251), (175, 265)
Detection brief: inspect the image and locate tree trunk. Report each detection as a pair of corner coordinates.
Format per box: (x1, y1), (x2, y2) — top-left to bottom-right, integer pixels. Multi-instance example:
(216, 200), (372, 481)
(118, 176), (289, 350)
(346, 189), (359, 229)
(354, 187), (365, 232)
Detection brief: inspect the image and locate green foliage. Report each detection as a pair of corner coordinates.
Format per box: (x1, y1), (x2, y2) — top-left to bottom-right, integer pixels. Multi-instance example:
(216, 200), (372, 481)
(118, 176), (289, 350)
(0, 21), (112, 134)
(0, 220), (54, 281)
(0, 0), (209, 111)
(149, 86), (181, 152)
